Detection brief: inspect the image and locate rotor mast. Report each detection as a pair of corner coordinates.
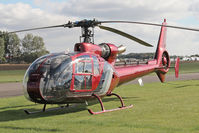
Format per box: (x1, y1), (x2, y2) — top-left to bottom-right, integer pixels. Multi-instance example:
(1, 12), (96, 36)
(76, 19), (97, 43)
(80, 26), (94, 43)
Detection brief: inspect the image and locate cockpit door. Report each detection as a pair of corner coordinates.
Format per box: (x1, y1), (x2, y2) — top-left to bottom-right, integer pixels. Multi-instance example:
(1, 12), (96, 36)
(71, 55), (94, 92)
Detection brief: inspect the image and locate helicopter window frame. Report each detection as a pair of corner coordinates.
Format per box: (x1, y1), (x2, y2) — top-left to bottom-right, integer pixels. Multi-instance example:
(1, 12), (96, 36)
(71, 54), (94, 92)
(92, 55), (100, 75)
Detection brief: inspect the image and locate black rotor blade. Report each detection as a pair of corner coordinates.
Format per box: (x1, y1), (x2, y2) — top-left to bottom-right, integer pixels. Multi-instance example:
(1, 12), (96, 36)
(9, 24), (70, 33)
(99, 25), (153, 47)
(100, 21), (199, 32)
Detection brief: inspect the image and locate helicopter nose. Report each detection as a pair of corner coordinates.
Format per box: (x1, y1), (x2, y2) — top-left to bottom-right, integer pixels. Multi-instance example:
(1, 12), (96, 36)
(23, 53), (73, 103)
(38, 54), (73, 103)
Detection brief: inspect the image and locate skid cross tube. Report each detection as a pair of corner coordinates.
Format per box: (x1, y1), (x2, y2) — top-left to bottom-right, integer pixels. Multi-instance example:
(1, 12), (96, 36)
(88, 93), (133, 115)
(24, 104), (69, 115)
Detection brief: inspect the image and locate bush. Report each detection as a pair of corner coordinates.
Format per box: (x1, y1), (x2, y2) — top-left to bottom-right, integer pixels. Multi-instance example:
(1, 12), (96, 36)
(0, 57), (6, 64)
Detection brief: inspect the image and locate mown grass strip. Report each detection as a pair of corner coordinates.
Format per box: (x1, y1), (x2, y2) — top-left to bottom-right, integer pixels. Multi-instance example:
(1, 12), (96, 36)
(0, 70), (26, 83)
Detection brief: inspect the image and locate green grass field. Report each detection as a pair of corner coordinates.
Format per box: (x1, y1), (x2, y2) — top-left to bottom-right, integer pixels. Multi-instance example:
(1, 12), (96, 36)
(0, 70), (26, 83)
(0, 80), (199, 133)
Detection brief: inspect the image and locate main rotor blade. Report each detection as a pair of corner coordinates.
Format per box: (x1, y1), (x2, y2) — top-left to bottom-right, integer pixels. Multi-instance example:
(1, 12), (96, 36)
(100, 21), (199, 32)
(9, 24), (69, 33)
(99, 25), (153, 47)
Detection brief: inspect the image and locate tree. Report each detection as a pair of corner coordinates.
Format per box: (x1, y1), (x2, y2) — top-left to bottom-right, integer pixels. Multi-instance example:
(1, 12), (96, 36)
(0, 31), (9, 62)
(22, 34), (49, 63)
(0, 38), (4, 57)
(0, 31), (21, 63)
(33, 35), (49, 56)
(7, 33), (21, 62)
(0, 38), (5, 63)
(21, 34), (33, 54)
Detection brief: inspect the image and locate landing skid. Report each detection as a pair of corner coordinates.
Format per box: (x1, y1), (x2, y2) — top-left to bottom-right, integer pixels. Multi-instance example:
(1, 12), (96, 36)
(24, 104), (69, 115)
(88, 93), (133, 115)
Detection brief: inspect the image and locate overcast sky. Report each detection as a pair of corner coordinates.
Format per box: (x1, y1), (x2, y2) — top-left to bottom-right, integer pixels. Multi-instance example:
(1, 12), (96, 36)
(0, 0), (199, 55)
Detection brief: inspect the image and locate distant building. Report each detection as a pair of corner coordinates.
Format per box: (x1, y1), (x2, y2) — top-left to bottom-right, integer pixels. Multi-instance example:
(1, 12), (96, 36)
(182, 56), (199, 61)
(191, 57), (199, 61)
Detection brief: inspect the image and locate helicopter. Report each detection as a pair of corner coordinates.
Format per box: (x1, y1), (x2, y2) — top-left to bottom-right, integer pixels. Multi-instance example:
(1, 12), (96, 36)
(7, 18), (193, 115)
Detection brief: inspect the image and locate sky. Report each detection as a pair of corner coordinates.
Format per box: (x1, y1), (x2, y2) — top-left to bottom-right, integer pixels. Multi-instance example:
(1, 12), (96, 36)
(0, 0), (199, 56)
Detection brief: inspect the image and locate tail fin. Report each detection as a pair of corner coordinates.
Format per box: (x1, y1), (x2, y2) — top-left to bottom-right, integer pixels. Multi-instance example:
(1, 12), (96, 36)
(155, 19), (170, 82)
(175, 57), (180, 78)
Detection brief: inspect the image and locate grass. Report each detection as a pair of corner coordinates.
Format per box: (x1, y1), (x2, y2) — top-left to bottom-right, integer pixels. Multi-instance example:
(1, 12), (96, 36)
(0, 80), (199, 133)
(170, 61), (199, 74)
(0, 70), (26, 83)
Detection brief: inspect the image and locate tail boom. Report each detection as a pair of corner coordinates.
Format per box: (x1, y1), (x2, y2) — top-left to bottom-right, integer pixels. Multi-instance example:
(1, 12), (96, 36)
(115, 62), (159, 85)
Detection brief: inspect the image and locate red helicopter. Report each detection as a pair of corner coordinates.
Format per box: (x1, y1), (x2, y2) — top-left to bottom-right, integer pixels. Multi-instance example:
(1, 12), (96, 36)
(9, 19), (184, 115)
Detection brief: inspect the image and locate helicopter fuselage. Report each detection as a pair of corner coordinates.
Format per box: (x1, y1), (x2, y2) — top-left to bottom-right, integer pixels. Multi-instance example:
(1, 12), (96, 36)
(23, 44), (169, 105)
(23, 21), (171, 105)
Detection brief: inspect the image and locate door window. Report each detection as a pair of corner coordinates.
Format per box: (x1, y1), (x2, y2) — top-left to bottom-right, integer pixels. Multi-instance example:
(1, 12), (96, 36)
(72, 55), (93, 91)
